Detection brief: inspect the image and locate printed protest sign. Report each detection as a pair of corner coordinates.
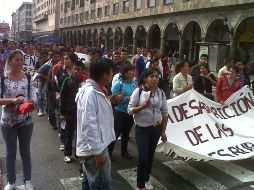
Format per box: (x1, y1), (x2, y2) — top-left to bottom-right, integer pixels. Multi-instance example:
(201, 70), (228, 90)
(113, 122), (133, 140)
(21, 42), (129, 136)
(157, 86), (254, 161)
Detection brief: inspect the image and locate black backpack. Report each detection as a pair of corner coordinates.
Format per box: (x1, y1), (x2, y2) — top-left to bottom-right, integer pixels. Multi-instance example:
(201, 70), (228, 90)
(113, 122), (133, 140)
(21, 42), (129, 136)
(1, 73), (31, 99)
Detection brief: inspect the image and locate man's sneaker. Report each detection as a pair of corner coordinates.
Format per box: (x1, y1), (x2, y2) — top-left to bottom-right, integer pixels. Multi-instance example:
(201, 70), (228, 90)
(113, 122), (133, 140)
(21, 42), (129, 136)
(38, 109), (43, 116)
(4, 182), (15, 190)
(64, 156), (71, 163)
(59, 144), (65, 151)
(145, 181), (154, 190)
(25, 180), (34, 190)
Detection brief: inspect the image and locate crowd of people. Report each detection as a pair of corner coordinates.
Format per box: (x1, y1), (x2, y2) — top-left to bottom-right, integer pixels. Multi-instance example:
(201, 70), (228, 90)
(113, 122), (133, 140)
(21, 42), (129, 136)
(0, 39), (253, 190)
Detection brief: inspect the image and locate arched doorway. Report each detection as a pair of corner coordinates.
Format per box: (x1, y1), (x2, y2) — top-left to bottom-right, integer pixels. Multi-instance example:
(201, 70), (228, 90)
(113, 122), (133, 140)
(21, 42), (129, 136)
(114, 27), (123, 49)
(235, 17), (254, 74)
(147, 24), (161, 49)
(163, 22), (180, 58)
(66, 31), (70, 44)
(73, 31), (77, 45)
(182, 21), (202, 61)
(205, 18), (232, 72)
(70, 31), (74, 44)
(206, 19), (231, 43)
(77, 30), (82, 44)
(62, 31), (66, 44)
(82, 30), (86, 45)
(99, 28), (106, 51)
(87, 29), (93, 47)
(107, 28), (114, 50)
(135, 25), (146, 48)
(93, 29), (99, 48)
(124, 26), (133, 54)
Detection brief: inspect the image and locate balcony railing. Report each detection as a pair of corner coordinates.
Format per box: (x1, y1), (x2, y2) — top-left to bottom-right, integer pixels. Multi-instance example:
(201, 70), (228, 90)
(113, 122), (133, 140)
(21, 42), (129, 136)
(33, 14), (48, 23)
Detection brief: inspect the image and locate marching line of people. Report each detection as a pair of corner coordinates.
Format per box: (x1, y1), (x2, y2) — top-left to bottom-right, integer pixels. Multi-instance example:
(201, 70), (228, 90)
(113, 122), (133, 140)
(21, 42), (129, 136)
(0, 39), (253, 190)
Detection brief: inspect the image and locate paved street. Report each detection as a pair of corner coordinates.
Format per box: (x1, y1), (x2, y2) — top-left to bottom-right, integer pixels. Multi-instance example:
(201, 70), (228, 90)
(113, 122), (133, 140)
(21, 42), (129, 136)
(1, 114), (254, 190)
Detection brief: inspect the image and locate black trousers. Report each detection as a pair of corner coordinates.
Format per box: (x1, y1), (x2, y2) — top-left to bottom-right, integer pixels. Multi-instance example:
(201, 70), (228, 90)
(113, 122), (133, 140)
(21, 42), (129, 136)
(108, 109), (134, 154)
(135, 125), (162, 188)
(47, 90), (56, 128)
(64, 114), (77, 156)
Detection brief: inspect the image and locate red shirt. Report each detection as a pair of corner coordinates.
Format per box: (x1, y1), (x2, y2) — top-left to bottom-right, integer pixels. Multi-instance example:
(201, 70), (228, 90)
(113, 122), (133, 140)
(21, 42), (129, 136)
(52, 62), (63, 77)
(216, 74), (241, 102)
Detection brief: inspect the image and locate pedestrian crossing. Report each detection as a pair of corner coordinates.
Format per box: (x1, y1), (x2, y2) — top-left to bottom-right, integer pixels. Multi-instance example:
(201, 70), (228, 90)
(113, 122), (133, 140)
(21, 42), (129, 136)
(117, 167), (167, 190)
(60, 157), (254, 190)
(164, 160), (227, 190)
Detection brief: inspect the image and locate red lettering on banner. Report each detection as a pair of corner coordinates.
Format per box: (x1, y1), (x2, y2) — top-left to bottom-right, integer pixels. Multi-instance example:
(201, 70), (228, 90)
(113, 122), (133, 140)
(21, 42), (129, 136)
(185, 123), (234, 146)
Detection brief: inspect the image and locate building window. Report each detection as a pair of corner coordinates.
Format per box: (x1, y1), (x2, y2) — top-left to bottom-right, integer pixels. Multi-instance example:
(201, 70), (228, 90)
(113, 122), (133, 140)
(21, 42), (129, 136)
(76, 14), (79, 22)
(71, 0), (75, 10)
(64, 2), (68, 12)
(60, 18), (63, 24)
(61, 4), (63, 11)
(105, 6), (110, 16)
(68, 16), (71, 23)
(72, 15), (75, 23)
(91, 9), (95, 19)
(113, 3), (119, 15)
(90, 0), (96, 3)
(164, 0), (173, 4)
(97, 8), (102, 17)
(123, 1), (129, 12)
(80, 0), (84, 7)
(148, 0), (156, 7)
(85, 11), (89, 20)
(64, 17), (67, 24)
(80, 13), (84, 21)
(76, 0), (79, 5)
(134, 0), (141, 10)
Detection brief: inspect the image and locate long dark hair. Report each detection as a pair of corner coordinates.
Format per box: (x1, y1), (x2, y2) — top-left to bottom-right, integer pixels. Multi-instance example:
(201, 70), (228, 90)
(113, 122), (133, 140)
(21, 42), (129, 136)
(120, 62), (135, 80)
(175, 60), (189, 74)
(139, 67), (160, 86)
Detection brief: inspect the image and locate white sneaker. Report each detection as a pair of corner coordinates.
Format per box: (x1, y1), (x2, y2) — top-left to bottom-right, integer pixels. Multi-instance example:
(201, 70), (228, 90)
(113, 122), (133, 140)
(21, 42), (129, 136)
(38, 109), (43, 116)
(25, 180), (34, 190)
(4, 182), (15, 190)
(64, 156), (71, 163)
(59, 144), (65, 151)
(145, 181), (154, 190)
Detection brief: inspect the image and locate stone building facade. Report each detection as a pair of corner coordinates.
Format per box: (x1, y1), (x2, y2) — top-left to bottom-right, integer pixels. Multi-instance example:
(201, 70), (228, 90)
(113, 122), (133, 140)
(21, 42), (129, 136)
(11, 2), (33, 41)
(59, 0), (254, 72)
(32, 0), (61, 42)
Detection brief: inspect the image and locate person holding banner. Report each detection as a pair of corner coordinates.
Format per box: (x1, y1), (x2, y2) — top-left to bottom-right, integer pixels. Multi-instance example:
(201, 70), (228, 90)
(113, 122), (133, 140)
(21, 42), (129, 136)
(128, 68), (168, 190)
(173, 60), (193, 97)
(216, 65), (241, 104)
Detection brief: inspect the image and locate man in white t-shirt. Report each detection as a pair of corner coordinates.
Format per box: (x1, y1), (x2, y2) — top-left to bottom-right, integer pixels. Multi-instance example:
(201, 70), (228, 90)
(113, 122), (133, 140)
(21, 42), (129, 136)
(218, 58), (235, 78)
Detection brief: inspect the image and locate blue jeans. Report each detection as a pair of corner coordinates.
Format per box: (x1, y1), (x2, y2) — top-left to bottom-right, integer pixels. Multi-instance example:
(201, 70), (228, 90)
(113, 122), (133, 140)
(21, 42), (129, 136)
(37, 80), (46, 110)
(1, 124), (33, 184)
(135, 125), (161, 188)
(80, 148), (112, 190)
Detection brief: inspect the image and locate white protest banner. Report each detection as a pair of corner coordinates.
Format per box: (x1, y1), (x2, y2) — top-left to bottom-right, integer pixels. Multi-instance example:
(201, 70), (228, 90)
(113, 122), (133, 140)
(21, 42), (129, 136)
(75, 52), (89, 63)
(157, 86), (254, 161)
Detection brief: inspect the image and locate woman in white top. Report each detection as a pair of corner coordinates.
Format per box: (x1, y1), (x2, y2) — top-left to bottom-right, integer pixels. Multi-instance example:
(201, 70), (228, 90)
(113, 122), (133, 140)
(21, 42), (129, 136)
(173, 60), (193, 97)
(0, 50), (37, 190)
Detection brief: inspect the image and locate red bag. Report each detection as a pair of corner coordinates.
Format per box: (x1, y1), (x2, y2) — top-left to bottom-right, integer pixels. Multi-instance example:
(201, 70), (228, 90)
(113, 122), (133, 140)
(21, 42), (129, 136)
(18, 102), (35, 114)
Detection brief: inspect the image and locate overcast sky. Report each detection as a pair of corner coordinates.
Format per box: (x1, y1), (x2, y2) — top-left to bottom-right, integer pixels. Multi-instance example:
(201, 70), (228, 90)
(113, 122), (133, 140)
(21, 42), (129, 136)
(0, 0), (32, 25)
